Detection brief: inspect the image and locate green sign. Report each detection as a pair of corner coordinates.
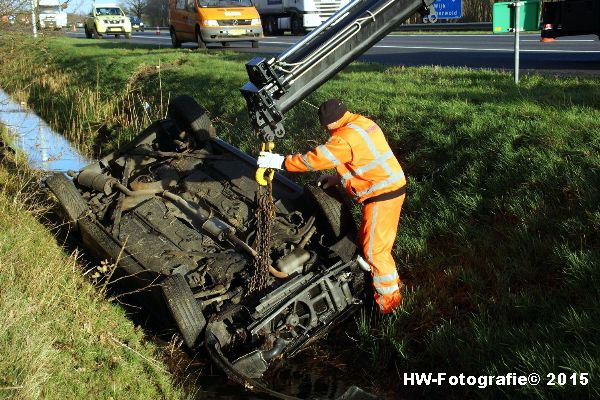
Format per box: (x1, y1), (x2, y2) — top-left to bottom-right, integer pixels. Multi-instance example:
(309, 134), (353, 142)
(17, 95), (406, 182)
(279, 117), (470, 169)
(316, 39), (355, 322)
(493, 0), (541, 34)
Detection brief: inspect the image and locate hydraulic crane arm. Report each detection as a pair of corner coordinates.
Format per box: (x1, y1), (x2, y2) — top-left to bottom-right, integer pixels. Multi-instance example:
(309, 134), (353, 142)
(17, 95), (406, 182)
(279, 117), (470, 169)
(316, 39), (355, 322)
(241, 0), (436, 142)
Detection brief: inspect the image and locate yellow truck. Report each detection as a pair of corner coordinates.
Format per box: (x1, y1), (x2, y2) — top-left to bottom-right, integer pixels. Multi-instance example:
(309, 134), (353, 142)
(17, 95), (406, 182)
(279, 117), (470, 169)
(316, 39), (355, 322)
(84, 4), (132, 39)
(169, 0), (263, 49)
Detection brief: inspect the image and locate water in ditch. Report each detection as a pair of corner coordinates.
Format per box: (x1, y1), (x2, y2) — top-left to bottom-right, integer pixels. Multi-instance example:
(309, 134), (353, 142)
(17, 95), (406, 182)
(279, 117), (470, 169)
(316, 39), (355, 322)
(0, 90), (89, 172)
(0, 89), (385, 400)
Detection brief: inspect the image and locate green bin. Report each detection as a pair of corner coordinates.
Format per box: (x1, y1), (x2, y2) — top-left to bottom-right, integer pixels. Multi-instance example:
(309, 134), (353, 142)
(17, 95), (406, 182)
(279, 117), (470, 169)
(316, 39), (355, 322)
(493, 0), (541, 34)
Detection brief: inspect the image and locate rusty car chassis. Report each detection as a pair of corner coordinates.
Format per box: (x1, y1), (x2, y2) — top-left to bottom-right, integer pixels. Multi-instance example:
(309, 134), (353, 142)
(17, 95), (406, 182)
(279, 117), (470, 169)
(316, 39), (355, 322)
(45, 96), (366, 396)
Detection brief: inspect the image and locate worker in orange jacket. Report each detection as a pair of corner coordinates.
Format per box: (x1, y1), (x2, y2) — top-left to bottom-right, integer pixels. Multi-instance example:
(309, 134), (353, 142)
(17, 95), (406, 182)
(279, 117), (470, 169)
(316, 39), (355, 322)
(257, 99), (406, 314)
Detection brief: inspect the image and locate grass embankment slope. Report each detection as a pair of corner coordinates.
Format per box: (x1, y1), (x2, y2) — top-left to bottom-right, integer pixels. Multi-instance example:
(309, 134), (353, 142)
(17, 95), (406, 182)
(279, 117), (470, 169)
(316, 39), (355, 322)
(0, 133), (185, 398)
(0, 35), (599, 398)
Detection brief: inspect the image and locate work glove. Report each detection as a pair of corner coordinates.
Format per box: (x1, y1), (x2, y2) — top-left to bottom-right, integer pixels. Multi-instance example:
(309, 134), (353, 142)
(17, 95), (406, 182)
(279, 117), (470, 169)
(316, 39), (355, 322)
(356, 254), (372, 272)
(317, 174), (341, 189)
(257, 151), (285, 170)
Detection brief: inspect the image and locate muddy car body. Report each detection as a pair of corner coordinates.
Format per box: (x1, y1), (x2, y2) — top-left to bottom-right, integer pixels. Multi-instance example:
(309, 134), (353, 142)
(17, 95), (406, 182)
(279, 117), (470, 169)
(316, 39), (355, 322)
(46, 96), (365, 391)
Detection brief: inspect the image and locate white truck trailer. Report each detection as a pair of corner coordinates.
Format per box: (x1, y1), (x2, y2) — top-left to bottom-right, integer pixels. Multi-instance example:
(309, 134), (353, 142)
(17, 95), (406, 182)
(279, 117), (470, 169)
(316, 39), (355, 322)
(38, 0), (67, 30)
(253, 0), (350, 35)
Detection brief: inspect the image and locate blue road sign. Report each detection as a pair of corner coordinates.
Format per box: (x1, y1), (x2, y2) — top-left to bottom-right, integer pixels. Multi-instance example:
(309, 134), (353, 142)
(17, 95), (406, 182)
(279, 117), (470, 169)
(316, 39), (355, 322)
(433, 0), (463, 19)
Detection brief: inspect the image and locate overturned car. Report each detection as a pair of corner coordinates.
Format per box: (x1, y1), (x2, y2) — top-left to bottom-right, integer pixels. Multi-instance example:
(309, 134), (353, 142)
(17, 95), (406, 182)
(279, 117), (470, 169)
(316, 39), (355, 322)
(46, 96), (366, 394)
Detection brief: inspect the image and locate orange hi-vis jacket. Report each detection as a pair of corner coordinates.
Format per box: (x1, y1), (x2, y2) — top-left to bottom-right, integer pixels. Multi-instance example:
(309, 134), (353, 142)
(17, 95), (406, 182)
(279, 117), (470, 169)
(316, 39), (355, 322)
(284, 112), (406, 203)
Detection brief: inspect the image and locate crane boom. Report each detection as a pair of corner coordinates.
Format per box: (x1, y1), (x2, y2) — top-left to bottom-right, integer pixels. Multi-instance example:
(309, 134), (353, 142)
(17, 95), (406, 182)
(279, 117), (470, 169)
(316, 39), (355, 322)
(241, 0), (436, 141)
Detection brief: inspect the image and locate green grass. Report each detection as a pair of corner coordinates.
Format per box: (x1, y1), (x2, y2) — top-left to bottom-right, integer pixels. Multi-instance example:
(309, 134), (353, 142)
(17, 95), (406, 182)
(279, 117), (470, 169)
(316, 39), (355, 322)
(0, 34), (599, 398)
(0, 127), (186, 399)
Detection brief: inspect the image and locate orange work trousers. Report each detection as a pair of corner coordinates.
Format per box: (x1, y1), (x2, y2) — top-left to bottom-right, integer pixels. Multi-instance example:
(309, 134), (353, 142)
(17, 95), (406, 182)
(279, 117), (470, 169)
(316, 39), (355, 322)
(359, 194), (405, 314)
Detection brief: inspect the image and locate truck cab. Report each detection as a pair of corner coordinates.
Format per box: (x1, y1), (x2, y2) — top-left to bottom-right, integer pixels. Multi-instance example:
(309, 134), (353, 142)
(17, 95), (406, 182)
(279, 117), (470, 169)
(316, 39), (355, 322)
(541, 0), (600, 39)
(38, 0), (67, 30)
(254, 0), (351, 36)
(169, 0), (263, 49)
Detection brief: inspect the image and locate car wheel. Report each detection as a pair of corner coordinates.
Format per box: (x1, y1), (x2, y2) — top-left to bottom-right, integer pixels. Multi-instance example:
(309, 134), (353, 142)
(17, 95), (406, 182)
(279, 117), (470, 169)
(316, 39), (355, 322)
(167, 95), (216, 144)
(161, 274), (206, 348)
(84, 26), (92, 38)
(303, 184), (356, 241)
(170, 28), (181, 48)
(196, 28), (206, 49)
(125, 33), (131, 39)
(45, 173), (89, 229)
(251, 40), (259, 48)
(93, 25), (101, 39)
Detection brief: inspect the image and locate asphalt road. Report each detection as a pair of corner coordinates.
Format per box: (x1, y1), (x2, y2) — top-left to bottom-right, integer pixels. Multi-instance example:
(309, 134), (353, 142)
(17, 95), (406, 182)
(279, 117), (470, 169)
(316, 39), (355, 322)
(66, 30), (600, 75)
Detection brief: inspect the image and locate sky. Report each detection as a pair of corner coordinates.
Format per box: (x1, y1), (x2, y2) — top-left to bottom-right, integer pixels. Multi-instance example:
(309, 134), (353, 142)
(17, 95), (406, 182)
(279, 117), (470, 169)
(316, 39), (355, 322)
(66, 0), (121, 14)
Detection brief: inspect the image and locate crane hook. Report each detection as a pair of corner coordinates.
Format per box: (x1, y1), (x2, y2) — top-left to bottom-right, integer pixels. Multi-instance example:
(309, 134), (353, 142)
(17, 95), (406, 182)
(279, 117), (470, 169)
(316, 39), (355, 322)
(255, 141), (275, 186)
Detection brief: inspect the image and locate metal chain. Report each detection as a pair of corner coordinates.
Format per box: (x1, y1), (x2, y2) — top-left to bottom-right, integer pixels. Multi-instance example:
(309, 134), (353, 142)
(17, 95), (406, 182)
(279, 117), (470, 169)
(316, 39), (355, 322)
(249, 179), (275, 292)
(302, 99), (319, 110)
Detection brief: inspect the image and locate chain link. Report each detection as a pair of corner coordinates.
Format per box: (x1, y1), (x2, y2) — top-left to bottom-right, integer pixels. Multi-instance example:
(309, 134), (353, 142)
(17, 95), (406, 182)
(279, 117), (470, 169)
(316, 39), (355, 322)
(249, 179), (275, 292)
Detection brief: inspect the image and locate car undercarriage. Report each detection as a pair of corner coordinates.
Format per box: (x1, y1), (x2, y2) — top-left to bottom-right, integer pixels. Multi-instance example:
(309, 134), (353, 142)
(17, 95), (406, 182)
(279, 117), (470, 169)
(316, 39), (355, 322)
(46, 96), (367, 397)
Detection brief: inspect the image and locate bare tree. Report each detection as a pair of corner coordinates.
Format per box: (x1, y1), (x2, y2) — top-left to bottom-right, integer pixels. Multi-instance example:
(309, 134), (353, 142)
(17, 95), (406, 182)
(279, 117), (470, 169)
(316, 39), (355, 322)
(67, 0), (86, 14)
(126, 0), (147, 18)
(462, 0), (494, 22)
(144, 0), (167, 26)
(0, 0), (30, 16)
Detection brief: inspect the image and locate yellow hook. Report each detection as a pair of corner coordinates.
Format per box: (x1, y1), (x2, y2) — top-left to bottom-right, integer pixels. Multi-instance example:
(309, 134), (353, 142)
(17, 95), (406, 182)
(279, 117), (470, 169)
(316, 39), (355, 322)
(256, 142), (275, 186)
(256, 168), (275, 186)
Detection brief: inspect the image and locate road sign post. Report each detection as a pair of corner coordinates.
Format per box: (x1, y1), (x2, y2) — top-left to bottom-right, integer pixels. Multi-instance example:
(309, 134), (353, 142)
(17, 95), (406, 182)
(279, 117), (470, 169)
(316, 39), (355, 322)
(492, 0), (541, 84)
(514, 1), (521, 84)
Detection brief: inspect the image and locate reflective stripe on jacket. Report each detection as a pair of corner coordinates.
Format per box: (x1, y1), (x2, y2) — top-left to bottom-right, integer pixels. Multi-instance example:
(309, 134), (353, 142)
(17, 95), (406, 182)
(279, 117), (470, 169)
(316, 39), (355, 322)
(284, 112), (406, 203)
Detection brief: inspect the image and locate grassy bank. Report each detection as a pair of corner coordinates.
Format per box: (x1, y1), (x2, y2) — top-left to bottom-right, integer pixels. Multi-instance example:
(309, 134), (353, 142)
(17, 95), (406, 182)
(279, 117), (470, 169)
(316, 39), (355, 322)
(0, 129), (186, 399)
(0, 35), (599, 398)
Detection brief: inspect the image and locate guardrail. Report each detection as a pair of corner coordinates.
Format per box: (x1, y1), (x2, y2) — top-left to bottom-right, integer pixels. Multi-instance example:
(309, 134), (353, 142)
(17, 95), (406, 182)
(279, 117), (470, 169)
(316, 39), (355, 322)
(72, 22), (493, 33)
(395, 22), (492, 32)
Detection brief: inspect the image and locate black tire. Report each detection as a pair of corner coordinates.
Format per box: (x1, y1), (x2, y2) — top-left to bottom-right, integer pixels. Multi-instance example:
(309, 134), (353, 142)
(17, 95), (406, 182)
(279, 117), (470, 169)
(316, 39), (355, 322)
(162, 274), (206, 348)
(251, 40), (259, 48)
(93, 25), (101, 39)
(170, 28), (181, 48)
(262, 17), (272, 36)
(291, 15), (304, 36)
(196, 28), (206, 49)
(303, 184), (356, 241)
(45, 173), (89, 228)
(84, 26), (92, 38)
(264, 16), (282, 36)
(167, 95), (216, 144)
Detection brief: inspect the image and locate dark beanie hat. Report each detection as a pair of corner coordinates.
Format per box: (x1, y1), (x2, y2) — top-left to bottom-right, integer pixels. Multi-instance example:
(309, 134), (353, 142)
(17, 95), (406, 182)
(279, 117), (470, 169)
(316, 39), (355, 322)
(318, 99), (347, 126)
